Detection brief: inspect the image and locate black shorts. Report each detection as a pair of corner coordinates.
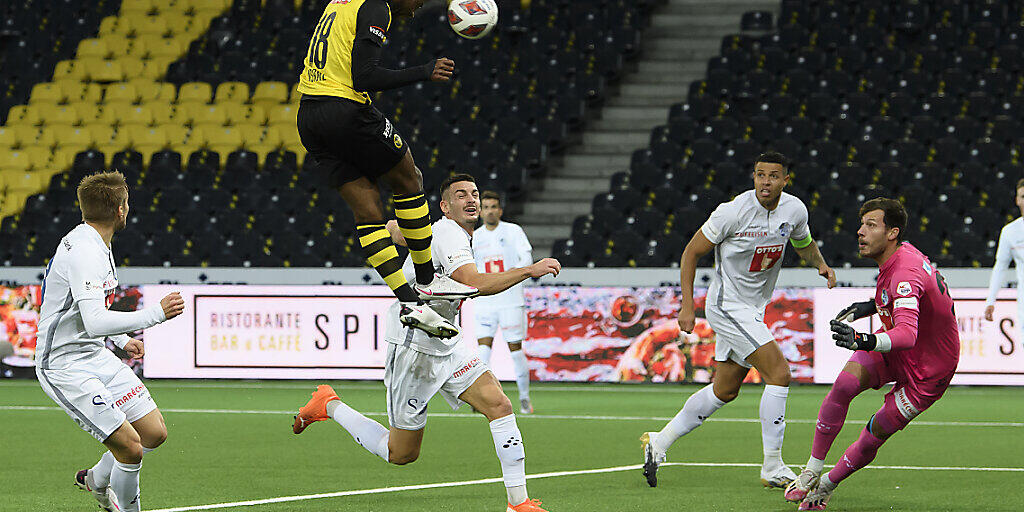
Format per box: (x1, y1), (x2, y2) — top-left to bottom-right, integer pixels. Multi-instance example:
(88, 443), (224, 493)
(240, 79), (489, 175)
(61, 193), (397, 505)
(297, 95), (408, 188)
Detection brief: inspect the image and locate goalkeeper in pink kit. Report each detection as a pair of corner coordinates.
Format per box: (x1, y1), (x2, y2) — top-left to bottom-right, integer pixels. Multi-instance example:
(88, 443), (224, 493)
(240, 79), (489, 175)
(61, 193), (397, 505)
(785, 198), (960, 510)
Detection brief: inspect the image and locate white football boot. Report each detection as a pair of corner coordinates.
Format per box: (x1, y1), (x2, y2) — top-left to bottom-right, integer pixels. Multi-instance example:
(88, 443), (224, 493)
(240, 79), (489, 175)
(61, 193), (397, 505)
(400, 302), (459, 338)
(414, 274), (479, 301)
(785, 467), (821, 502)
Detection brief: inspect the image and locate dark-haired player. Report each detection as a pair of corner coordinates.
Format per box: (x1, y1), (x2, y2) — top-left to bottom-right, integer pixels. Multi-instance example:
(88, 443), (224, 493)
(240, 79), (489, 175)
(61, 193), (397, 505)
(297, 0), (474, 337)
(641, 152), (836, 489)
(785, 198), (960, 510)
(293, 175), (561, 512)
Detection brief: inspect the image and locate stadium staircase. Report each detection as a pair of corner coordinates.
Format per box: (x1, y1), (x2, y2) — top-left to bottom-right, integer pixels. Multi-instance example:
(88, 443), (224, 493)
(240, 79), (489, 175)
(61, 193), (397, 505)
(518, 0), (779, 259)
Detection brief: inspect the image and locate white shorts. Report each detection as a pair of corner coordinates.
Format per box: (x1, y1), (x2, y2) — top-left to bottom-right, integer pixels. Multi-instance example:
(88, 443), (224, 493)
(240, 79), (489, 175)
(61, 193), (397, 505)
(384, 342), (489, 431)
(37, 351), (156, 442)
(705, 303), (774, 369)
(474, 305), (527, 342)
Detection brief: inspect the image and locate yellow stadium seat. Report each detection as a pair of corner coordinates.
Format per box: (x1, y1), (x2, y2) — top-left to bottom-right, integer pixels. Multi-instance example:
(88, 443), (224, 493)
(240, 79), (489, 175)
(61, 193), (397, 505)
(51, 148), (77, 171)
(149, 38), (182, 60)
(25, 146), (52, 170)
(0, 126), (40, 149)
(286, 143), (306, 166)
(125, 15), (170, 38)
(130, 126), (169, 157)
(53, 60), (77, 81)
(163, 124), (191, 151)
(267, 104), (299, 128)
(88, 125), (116, 146)
(252, 82), (289, 108)
(29, 83), (66, 105)
(98, 16), (119, 37)
(8, 105), (43, 127)
(132, 81), (176, 104)
(261, 125), (284, 148)
(121, 0), (156, 16)
(170, 103), (200, 125)
(121, 105), (155, 127)
(93, 59), (127, 83)
(77, 38), (112, 59)
(58, 81), (104, 104)
(105, 83), (141, 104)
(237, 124), (265, 144)
(96, 129), (131, 157)
(0, 151), (31, 173)
(39, 125), (80, 148)
(38, 105), (81, 126)
(101, 34), (132, 57)
(226, 104), (267, 126)
(193, 104), (229, 128)
(3, 171), (44, 195)
(142, 57), (174, 80)
(146, 102), (174, 125)
(98, 102), (130, 125)
(69, 102), (101, 125)
(177, 82), (212, 104)
(214, 82), (250, 104)
(120, 58), (147, 80)
(289, 83), (301, 103)
(200, 126), (244, 161)
(276, 125), (301, 147)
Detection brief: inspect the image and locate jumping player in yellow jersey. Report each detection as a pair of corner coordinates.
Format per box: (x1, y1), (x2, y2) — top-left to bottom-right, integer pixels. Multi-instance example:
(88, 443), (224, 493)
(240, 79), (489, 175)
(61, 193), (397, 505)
(297, 0), (473, 338)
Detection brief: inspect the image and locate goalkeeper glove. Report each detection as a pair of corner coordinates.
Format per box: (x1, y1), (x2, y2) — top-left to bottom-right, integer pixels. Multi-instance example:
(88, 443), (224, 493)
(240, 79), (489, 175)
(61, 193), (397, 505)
(830, 319), (876, 351)
(835, 299), (876, 322)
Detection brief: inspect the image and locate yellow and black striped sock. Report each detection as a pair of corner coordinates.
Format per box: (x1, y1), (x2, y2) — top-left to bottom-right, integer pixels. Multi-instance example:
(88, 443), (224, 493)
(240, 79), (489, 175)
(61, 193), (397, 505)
(356, 223), (419, 303)
(393, 192), (434, 286)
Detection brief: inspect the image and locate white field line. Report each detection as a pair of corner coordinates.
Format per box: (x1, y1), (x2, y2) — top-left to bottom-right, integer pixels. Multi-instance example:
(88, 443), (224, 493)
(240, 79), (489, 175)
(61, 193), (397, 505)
(146, 461), (1024, 512)
(1, 405), (1021, 428)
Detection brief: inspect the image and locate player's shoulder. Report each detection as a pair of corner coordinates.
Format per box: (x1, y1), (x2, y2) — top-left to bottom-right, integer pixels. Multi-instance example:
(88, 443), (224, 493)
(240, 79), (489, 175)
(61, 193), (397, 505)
(716, 190), (755, 213)
(62, 224), (104, 256)
(892, 243), (931, 278)
(1003, 217), (1024, 233)
(778, 191), (809, 211)
(434, 217), (470, 243)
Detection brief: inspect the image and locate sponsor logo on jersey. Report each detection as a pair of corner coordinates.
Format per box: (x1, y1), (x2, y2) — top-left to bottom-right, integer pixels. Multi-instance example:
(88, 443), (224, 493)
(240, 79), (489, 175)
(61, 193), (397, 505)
(748, 244), (784, 272)
(452, 357), (481, 378)
(382, 118), (393, 139)
(92, 395), (106, 407)
(734, 230), (769, 238)
(880, 289), (889, 306)
(63, 239), (72, 251)
(778, 222), (792, 238)
(896, 281), (912, 296)
(393, 133), (403, 149)
(893, 297), (918, 310)
(115, 384), (146, 408)
(330, 0), (352, 3)
(922, 260), (934, 275)
(893, 387), (921, 420)
(369, 25), (386, 42)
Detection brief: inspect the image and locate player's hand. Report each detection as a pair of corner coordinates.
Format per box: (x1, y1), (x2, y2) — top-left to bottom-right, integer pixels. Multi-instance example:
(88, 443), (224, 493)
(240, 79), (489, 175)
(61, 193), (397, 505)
(820, 265), (836, 288)
(835, 299), (876, 322)
(161, 292), (184, 320)
(528, 258), (561, 278)
(830, 319), (876, 351)
(678, 306), (696, 334)
(430, 58), (455, 82)
(123, 338), (145, 359)
(984, 305), (995, 322)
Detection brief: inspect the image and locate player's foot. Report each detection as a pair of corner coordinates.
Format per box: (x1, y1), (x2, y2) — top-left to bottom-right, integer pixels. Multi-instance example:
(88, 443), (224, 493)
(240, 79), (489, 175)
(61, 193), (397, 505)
(292, 384), (339, 434)
(415, 274), (479, 300)
(520, 398), (533, 414)
(507, 498), (548, 512)
(75, 469), (119, 511)
(798, 482), (833, 510)
(784, 467), (820, 503)
(640, 431), (666, 488)
(760, 463), (798, 489)
(400, 302), (459, 338)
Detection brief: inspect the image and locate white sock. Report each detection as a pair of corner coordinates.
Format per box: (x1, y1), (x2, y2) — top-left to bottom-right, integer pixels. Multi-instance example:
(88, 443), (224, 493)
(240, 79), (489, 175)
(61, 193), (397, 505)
(509, 348), (530, 401)
(89, 451), (116, 489)
(327, 399), (390, 462)
(806, 456), (825, 474)
(819, 473), (837, 492)
(654, 384), (725, 453)
(489, 414), (527, 503)
(760, 384), (790, 470)
(110, 460), (141, 512)
(478, 343), (492, 363)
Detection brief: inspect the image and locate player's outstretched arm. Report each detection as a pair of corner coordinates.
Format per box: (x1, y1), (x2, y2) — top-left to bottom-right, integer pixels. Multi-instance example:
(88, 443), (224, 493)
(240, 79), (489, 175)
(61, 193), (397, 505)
(794, 239), (836, 288)
(451, 258), (560, 296)
(678, 230), (715, 333)
(350, 1), (451, 91)
(79, 292), (183, 338)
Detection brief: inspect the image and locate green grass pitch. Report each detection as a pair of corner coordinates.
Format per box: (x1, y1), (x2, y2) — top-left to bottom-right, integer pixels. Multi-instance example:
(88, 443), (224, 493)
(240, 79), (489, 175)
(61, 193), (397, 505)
(1, 380), (1021, 511)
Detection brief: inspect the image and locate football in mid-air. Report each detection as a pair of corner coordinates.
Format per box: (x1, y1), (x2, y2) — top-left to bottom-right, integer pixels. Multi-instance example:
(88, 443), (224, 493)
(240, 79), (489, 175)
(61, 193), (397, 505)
(447, 0), (498, 40)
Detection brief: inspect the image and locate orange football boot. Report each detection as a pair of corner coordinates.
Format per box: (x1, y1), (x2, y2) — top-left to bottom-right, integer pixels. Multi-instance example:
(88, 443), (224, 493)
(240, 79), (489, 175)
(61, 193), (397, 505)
(292, 384), (339, 434)
(507, 498), (549, 512)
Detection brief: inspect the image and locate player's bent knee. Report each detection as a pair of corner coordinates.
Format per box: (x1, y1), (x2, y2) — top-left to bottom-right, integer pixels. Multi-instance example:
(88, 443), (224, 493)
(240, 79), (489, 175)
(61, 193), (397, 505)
(144, 428), (167, 449)
(483, 395), (514, 421)
(389, 448), (420, 465)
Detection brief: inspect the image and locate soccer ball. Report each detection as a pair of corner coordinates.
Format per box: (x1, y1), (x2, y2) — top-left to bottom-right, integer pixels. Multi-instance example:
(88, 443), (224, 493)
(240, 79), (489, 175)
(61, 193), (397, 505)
(447, 0), (498, 40)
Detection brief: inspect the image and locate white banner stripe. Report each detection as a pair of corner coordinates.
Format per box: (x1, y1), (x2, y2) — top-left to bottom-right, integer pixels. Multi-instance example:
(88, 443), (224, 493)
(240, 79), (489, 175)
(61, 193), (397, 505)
(1, 405), (1021, 428)
(146, 461), (1024, 512)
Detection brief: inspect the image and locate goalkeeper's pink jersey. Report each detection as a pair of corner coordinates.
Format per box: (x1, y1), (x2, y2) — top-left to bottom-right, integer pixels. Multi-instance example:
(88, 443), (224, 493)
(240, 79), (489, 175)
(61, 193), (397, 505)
(874, 242), (960, 402)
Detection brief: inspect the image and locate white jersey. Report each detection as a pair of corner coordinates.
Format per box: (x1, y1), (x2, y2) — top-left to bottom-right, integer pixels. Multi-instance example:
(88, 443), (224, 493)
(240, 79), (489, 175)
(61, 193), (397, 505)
(701, 190), (811, 311)
(986, 217), (1024, 309)
(472, 221), (532, 309)
(385, 217), (476, 356)
(36, 224), (122, 370)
